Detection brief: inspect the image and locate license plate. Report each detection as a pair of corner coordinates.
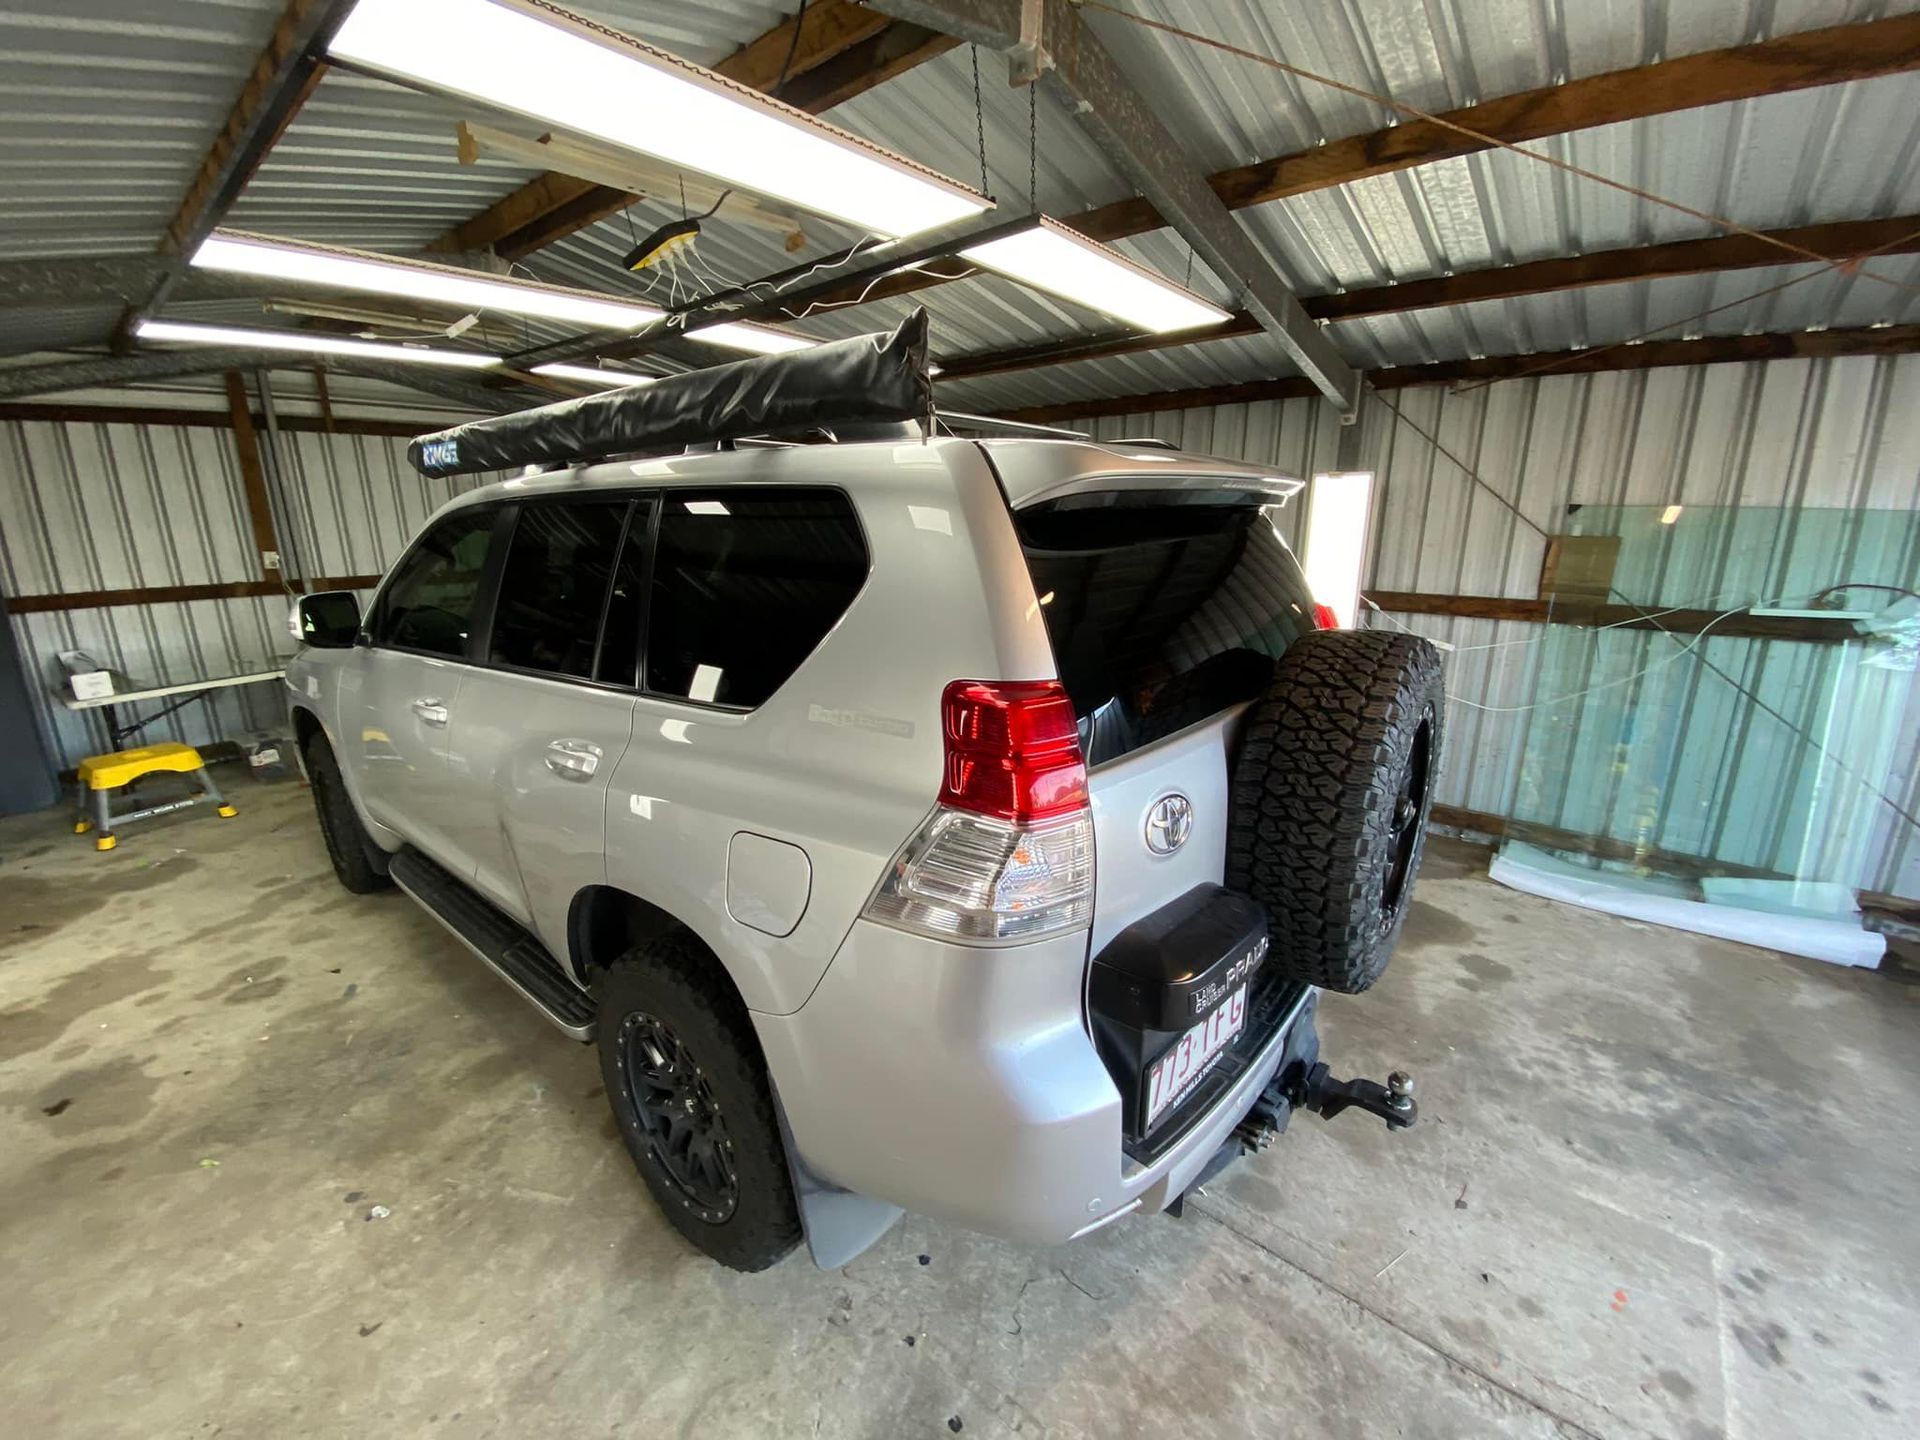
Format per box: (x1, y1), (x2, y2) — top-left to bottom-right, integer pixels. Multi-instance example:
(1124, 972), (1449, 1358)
(1145, 985), (1246, 1128)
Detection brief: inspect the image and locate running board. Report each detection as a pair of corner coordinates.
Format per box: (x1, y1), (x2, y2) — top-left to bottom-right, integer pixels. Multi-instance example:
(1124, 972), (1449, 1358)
(389, 849), (596, 1041)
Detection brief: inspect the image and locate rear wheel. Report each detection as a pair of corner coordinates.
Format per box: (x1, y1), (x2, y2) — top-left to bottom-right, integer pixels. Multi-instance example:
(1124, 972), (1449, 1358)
(1227, 630), (1444, 993)
(597, 931), (800, 1271)
(303, 731), (391, 894)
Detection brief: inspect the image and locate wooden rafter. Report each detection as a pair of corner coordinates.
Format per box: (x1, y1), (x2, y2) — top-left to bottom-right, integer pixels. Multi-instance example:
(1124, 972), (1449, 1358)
(989, 324), (1920, 424)
(424, 0), (950, 260)
(801, 12), (1920, 316)
(159, 0), (350, 258)
(937, 214), (1920, 382)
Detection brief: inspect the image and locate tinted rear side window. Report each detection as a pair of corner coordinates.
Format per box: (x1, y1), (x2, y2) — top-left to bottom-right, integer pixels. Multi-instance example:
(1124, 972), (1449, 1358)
(490, 501), (630, 680)
(1017, 496), (1318, 765)
(646, 489), (867, 709)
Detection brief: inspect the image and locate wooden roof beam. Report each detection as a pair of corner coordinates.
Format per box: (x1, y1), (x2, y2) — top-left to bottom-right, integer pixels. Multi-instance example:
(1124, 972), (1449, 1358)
(989, 324), (1920, 424)
(801, 12), (1920, 314)
(936, 213), (1920, 381)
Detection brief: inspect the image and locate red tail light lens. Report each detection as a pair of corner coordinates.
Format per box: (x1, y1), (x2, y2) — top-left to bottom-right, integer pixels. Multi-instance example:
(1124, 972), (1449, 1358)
(939, 680), (1088, 822)
(1312, 602), (1340, 630)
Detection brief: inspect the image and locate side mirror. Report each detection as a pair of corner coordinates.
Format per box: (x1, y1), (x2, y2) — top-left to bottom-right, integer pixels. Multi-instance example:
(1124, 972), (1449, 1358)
(295, 590), (362, 649)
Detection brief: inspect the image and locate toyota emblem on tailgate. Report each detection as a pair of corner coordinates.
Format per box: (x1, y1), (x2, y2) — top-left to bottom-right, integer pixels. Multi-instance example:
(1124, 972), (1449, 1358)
(1145, 793), (1194, 855)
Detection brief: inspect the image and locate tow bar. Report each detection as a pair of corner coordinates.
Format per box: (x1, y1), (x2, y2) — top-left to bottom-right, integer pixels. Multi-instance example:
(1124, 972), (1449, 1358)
(1297, 1063), (1418, 1131)
(1229, 1064), (1417, 1155)
(1176, 1066), (1418, 1217)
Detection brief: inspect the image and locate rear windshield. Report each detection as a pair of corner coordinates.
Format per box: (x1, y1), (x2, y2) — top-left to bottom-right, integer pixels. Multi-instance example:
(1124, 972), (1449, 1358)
(1016, 492), (1319, 766)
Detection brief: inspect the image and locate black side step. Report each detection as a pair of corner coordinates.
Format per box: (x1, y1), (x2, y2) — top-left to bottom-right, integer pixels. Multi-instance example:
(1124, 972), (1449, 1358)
(389, 849), (596, 1041)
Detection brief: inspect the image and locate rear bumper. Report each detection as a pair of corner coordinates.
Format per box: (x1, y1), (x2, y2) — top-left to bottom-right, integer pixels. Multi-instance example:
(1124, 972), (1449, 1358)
(751, 918), (1318, 1246)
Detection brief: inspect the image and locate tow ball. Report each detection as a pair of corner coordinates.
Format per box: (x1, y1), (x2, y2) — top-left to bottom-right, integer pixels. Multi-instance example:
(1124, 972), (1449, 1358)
(1295, 1064), (1418, 1131)
(1227, 1065), (1417, 1157)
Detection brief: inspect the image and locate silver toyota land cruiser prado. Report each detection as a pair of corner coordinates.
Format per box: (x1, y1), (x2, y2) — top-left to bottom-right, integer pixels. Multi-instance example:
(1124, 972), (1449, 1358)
(286, 313), (1440, 1270)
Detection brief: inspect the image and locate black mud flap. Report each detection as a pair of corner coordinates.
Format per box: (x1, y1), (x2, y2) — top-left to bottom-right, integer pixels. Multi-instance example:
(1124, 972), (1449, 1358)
(767, 1079), (903, 1270)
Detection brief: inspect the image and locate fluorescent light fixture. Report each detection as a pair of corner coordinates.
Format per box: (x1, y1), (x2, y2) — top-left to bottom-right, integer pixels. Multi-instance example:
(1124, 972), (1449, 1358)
(683, 500), (730, 515)
(960, 216), (1232, 334)
(531, 362), (655, 388)
(195, 230), (660, 331)
(135, 320), (501, 368)
(685, 321), (817, 355)
(330, 0), (991, 239)
(1660, 504), (1684, 525)
(1304, 471), (1376, 629)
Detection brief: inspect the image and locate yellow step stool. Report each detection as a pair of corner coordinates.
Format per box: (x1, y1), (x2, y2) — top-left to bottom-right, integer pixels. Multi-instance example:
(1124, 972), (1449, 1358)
(73, 742), (236, 852)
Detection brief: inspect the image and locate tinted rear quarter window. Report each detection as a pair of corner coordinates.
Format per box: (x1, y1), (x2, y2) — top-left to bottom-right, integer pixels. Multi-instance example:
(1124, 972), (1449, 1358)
(646, 489), (868, 708)
(1017, 495), (1317, 765)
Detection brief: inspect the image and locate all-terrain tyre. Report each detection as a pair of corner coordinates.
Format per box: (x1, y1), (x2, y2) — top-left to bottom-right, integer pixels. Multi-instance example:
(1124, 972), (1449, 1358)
(597, 930), (801, 1271)
(1227, 630), (1444, 993)
(303, 731), (392, 894)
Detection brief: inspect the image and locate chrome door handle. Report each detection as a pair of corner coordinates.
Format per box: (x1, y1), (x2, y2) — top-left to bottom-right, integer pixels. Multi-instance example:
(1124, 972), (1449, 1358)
(544, 739), (602, 780)
(411, 698), (449, 727)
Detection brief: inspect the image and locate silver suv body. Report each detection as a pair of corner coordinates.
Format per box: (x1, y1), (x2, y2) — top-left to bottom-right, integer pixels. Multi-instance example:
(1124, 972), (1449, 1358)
(287, 433), (1423, 1269)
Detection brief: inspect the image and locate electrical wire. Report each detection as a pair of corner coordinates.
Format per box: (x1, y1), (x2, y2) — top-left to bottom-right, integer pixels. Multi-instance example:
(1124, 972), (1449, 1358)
(779, 257), (985, 320)
(1368, 388), (1550, 540)
(1366, 592), (1920, 831)
(1077, 0), (1920, 298)
(773, 0), (811, 97)
(1413, 604), (1750, 713)
(1449, 220), (1920, 397)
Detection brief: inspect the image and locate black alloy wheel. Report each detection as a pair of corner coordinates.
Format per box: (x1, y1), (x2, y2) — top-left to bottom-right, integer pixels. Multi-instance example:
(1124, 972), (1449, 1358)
(1382, 719), (1433, 914)
(615, 1010), (739, 1224)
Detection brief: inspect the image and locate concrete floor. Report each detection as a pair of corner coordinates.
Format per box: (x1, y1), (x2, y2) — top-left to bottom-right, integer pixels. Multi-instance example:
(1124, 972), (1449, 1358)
(1, 779), (1915, 1440)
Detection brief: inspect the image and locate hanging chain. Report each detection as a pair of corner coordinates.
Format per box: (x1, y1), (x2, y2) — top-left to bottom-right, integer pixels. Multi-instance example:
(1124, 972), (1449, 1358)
(1027, 83), (1038, 213)
(971, 45), (989, 197)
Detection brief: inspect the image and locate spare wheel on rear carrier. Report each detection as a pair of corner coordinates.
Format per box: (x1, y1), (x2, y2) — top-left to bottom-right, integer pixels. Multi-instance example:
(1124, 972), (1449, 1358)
(1227, 630), (1444, 994)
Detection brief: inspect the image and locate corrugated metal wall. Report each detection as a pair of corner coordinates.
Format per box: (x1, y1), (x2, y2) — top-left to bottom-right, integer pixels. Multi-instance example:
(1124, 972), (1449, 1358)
(1084, 352), (1920, 898)
(3, 355), (1916, 895)
(0, 411), (489, 769)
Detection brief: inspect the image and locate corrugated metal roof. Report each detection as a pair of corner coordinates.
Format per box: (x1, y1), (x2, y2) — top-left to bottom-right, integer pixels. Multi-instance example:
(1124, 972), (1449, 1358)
(0, 0), (285, 258)
(5, 0), (1920, 408)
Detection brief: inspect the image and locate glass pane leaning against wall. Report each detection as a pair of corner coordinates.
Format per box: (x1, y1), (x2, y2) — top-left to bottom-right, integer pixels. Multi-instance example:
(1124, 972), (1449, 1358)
(1491, 503), (1920, 968)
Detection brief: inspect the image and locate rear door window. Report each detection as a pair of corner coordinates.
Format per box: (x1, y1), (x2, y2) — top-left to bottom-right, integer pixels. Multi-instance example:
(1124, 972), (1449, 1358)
(645, 489), (867, 709)
(375, 508), (497, 658)
(1016, 494), (1319, 765)
(489, 500), (632, 680)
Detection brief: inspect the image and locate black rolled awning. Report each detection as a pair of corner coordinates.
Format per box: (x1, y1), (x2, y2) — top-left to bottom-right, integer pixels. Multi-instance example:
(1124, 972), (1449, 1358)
(408, 309), (931, 478)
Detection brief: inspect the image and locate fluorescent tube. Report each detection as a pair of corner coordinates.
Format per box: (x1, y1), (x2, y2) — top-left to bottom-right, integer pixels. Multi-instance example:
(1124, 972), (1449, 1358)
(194, 231), (660, 331)
(684, 322), (817, 355)
(136, 320), (501, 368)
(330, 0), (991, 239)
(1304, 472), (1376, 630)
(960, 216), (1232, 334)
(531, 363), (656, 387)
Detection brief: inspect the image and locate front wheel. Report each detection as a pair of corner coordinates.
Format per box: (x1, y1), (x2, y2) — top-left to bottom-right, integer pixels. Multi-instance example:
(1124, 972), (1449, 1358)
(596, 931), (801, 1271)
(303, 731), (392, 894)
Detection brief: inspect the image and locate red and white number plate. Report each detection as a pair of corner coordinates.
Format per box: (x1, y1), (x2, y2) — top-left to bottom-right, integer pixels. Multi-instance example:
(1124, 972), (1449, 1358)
(1145, 985), (1246, 1128)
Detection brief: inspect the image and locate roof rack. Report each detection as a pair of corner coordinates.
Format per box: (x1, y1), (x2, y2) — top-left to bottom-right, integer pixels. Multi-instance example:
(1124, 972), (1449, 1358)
(931, 409), (1090, 440)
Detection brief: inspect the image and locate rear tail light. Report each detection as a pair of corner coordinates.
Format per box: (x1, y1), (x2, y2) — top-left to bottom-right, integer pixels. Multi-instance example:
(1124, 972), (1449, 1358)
(938, 680), (1086, 821)
(864, 680), (1095, 942)
(1312, 602), (1340, 630)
